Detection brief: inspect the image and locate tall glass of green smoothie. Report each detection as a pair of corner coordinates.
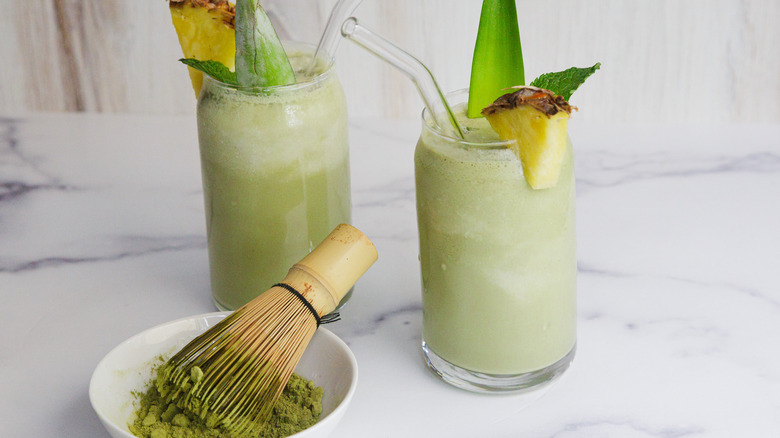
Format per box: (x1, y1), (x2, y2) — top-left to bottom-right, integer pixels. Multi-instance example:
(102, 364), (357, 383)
(197, 43), (351, 311)
(415, 89), (577, 392)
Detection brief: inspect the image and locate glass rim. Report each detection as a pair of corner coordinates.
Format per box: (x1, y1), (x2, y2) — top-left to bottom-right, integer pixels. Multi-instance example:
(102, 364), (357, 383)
(201, 41), (335, 94)
(420, 88), (515, 150)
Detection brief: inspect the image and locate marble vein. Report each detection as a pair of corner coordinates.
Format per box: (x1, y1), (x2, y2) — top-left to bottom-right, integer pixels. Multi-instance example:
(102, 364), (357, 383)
(0, 235), (205, 274)
(343, 302), (422, 338)
(0, 181), (73, 202)
(547, 418), (705, 438)
(576, 150), (780, 193)
(1, 117), (73, 199)
(578, 262), (780, 311)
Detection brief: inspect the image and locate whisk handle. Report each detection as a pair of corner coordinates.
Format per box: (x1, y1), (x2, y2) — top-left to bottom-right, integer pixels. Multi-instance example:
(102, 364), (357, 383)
(283, 224), (378, 315)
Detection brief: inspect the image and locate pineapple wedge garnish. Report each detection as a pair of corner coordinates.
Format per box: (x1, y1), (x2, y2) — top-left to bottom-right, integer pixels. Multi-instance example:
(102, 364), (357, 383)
(482, 86), (575, 189)
(169, 0), (236, 96)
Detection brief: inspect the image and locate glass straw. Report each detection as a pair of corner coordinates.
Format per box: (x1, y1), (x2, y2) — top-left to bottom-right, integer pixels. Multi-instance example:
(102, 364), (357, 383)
(340, 17), (464, 139)
(306, 0), (365, 74)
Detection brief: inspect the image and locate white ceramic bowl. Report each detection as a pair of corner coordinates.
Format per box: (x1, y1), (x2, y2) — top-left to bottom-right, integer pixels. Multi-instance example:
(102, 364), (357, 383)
(89, 312), (357, 438)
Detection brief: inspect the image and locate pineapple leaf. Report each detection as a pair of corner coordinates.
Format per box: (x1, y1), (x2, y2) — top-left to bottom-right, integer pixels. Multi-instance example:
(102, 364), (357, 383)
(530, 63), (601, 101)
(179, 59), (238, 85)
(467, 0), (525, 119)
(234, 0), (295, 87)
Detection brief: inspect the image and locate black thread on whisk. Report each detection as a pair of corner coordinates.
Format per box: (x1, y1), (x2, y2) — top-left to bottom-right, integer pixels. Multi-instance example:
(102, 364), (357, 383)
(272, 283), (340, 326)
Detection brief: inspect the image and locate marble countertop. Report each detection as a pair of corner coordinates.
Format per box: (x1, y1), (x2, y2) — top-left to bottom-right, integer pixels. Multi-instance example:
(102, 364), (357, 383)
(2, 114), (779, 437)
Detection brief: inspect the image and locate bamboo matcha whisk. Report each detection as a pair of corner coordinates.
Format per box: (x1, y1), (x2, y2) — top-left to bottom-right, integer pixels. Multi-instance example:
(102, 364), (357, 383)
(157, 224), (378, 437)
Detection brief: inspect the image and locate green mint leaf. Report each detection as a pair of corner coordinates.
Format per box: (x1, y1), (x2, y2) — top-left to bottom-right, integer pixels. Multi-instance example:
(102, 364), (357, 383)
(179, 59), (238, 85)
(530, 63), (601, 101)
(234, 0), (295, 87)
(467, 0), (525, 118)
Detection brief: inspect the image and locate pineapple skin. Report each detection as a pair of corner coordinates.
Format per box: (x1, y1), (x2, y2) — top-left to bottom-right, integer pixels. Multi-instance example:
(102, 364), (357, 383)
(169, 0), (236, 96)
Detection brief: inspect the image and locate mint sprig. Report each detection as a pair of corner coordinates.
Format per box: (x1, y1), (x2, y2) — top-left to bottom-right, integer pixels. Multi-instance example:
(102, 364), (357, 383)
(180, 59), (238, 86)
(530, 63), (601, 101)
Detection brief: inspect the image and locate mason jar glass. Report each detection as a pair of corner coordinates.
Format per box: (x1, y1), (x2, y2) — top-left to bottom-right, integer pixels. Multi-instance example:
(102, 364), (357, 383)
(197, 43), (351, 311)
(415, 89), (577, 392)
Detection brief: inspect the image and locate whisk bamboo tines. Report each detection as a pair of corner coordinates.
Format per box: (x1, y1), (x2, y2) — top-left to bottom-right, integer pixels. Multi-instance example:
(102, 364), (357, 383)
(156, 224), (378, 437)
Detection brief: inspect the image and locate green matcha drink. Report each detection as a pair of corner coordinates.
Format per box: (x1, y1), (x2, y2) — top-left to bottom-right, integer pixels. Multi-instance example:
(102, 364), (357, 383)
(197, 48), (351, 311)
(415, 90), (576, 390)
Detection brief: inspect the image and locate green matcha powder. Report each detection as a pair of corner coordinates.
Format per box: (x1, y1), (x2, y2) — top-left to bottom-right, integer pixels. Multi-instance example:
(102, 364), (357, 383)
(129, 372), (323, 438)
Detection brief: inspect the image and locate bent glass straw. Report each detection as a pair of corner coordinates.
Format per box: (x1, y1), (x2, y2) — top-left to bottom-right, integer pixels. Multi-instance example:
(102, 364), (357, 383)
(341, 17), (464, 139)
(306, 0), (365, 73)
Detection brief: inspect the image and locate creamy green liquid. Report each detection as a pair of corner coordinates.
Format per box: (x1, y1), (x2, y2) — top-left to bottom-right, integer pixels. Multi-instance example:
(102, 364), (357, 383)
(415, 108), (576, 374)
(197, 53), (351, 310)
